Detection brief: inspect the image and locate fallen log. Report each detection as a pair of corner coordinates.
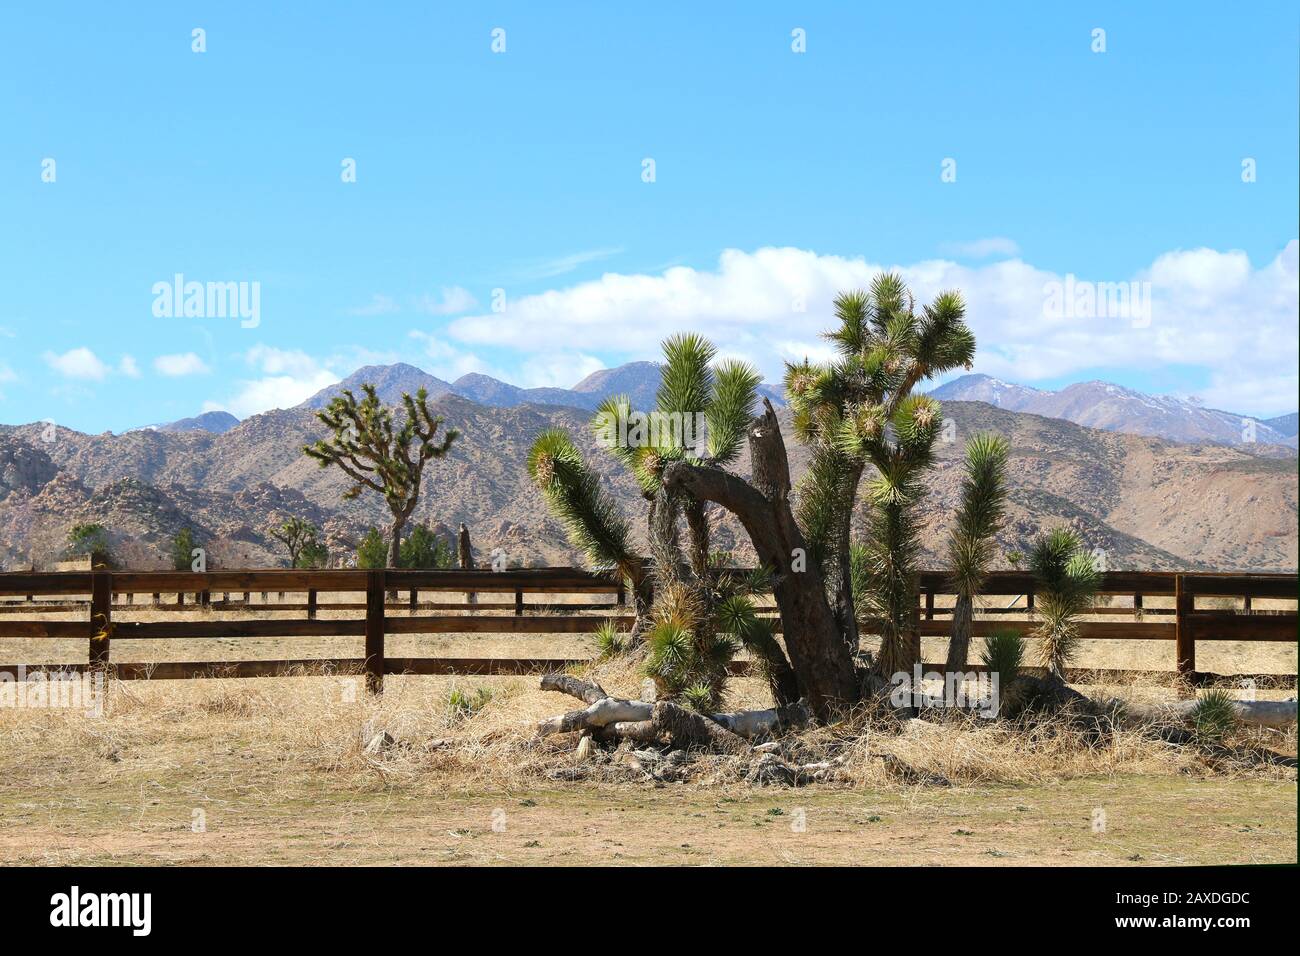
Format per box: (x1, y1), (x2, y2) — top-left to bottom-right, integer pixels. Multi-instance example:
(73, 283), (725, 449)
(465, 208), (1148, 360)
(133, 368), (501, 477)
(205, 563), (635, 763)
(535, 697), (653, 736)
(712, 700), (811, 738)
(1114, 698), (1296, 729)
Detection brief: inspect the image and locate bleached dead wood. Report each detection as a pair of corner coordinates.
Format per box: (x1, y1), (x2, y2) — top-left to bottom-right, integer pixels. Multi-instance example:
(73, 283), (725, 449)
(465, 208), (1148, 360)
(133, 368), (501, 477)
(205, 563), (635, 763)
(540, 673), (608, 705)
(1118, 697), (1297, 729)
(711, 700), (812, 738)
(535, 697), (653, 736)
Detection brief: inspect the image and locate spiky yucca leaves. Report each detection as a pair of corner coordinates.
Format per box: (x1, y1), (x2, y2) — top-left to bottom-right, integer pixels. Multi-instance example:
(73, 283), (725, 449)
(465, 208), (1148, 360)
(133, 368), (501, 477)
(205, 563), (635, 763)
(980, 629), (1025, 684)
(944, 433), (1010, 672)
(530, 333), (765, 705)
(784, 278), (973, 669)
(527, 429), (639, 582)
(304, 384), (459, 568)
(643, 580), (738, 709)
(1191, 689), (1238, 744)
(1029, 527), (1100, 680)
(593, 619), (626, 660)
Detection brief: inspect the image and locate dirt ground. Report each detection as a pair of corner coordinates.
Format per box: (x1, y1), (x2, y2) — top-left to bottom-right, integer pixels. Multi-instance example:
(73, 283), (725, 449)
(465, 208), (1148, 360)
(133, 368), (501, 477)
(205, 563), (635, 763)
(1, 771), (1293, 866)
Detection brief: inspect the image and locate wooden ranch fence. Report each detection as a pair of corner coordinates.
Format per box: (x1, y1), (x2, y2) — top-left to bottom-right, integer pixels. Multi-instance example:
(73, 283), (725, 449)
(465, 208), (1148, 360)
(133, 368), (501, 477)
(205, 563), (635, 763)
(0, 568), (1294, 691)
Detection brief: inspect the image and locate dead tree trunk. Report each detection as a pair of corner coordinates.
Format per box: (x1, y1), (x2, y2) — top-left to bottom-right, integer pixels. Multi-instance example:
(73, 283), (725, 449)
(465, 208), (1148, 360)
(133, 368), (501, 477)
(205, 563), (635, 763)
(663, 400), (860, 718)
(458, 523), (476, 605)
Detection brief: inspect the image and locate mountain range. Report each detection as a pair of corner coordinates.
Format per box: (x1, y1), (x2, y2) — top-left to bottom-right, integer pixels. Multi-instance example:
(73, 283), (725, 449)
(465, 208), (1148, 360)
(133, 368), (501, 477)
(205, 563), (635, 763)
(930, 375), (1299, 449)
(1, 391), (1295, 574)
(142, 362), (1297, 456)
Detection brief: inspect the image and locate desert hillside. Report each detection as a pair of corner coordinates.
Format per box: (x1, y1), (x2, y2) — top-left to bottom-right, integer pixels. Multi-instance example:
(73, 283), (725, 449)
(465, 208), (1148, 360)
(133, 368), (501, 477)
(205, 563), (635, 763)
(0, 397), (1295, 572)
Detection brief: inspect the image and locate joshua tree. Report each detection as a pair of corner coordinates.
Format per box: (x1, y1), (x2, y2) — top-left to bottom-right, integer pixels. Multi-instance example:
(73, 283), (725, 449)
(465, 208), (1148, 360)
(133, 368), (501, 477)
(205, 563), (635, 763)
(1028, 527), (1100, 681)
(528, 334), (798, 709)
(304, 385), (459, 568)
(664, 276), (974, 715)
(269, 516), (319, 568)
(944, 433), (1009, 672)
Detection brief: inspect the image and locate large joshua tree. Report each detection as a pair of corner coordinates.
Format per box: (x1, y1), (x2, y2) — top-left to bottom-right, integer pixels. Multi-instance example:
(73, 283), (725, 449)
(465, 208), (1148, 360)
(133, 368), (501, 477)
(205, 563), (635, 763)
(304, 385), (459, 568)
(528, 334), (799, 709)
(662, 276), (975, 717)
(943, 433), (1009, 672)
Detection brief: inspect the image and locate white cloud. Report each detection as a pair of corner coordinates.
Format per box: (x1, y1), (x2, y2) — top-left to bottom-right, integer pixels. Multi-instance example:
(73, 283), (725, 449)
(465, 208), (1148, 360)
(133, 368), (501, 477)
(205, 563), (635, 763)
(408, 330), (495, 381)
(0, 363), (16, 384)
(414, 286), (478, 316)
(519, 352), (606, 389)
(43, 347), (111, 381)
(205, 346), (340, 418)
(939, 237), (1021, 259)
(153, 352), (210, 377)
(448, 242), (1300, 417)
(119, 355), (141, 378)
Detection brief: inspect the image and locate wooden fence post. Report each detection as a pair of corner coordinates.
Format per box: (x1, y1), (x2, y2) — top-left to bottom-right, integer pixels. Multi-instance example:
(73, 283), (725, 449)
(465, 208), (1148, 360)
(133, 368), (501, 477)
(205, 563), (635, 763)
(924, 588), (935, 621)
(1174, 573), (1195, 681)
(90, 571), (111, 668)
(515, 588), (524, 616)
(365, 569), (385, 694)
(307, 589), (317, 620)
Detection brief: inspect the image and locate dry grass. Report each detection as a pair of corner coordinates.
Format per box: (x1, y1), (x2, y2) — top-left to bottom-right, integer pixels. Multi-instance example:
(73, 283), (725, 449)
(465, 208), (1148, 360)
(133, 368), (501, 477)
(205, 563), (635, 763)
(0, 592), (1294, 865)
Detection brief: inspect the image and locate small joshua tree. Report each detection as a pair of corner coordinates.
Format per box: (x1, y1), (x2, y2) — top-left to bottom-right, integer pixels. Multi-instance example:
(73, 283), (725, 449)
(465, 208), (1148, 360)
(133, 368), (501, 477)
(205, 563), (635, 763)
(269, 516), (320, 568)
(1029, 527), (1099, 681)
(304, 385), (459, 568)
(944, 433), (1009, 672)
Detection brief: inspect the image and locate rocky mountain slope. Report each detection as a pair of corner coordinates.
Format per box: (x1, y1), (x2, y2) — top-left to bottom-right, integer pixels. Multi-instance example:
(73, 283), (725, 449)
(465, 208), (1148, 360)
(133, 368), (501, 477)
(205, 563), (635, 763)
(1, 395), (1294, 573)
(932, 374), (1297, 448)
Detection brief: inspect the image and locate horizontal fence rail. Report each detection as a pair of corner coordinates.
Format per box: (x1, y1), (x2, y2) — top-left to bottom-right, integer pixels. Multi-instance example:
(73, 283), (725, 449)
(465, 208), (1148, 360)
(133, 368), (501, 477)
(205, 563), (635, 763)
(0, 568), (1295, 690)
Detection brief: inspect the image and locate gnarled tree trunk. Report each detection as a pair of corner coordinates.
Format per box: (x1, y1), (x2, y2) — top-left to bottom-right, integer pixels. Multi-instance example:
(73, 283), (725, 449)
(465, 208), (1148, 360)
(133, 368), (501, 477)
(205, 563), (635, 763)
(663, 401), (860, 718)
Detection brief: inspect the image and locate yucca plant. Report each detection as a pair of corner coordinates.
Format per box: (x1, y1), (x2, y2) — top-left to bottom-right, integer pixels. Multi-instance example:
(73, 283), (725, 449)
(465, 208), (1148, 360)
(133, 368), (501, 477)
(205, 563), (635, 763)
(1029, 527), (1100, 681)
(593, 619), (626, 660)
(944, 433), (1009, 672)
(1191, 688), (1239, 744)
(980, 628), (1025, 684)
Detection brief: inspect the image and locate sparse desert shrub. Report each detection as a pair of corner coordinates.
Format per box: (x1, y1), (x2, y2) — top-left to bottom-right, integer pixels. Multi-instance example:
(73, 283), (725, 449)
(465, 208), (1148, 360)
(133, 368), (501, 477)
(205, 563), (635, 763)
(447, 686), (493, 721)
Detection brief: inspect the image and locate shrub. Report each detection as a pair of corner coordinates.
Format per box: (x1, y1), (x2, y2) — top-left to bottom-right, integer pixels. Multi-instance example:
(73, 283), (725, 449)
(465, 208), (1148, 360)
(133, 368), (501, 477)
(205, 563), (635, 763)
(1192, 689), (1239, 744)
(356, 527), (387, 569)
(399, 524), (453, 569)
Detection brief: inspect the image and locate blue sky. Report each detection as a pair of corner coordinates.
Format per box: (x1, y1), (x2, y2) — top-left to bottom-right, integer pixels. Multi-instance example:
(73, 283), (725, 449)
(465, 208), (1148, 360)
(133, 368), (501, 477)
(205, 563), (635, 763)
(1, 1), (1297, 432)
